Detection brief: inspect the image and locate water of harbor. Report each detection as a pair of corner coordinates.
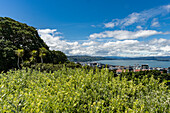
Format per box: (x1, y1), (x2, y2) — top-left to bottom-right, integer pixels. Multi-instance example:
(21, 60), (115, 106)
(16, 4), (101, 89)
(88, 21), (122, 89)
(93, 60), (170, 68)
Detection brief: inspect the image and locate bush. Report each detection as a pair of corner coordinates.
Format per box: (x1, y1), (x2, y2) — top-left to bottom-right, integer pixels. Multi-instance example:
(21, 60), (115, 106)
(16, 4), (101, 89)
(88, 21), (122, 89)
(120, 70), (170, 84)
(31, 62), (82, 72)
(0, 68), (169, 112)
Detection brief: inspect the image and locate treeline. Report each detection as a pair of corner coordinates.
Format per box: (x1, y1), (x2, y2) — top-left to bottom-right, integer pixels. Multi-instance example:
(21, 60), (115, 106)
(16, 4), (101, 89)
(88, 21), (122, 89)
(15, 48), (68, 67)
(0, 44), (68, 72)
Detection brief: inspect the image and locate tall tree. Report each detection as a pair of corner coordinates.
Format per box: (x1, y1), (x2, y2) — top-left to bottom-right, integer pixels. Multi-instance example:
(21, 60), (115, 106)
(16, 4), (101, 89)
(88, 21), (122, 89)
(50, 50), (68, 64)
(39, 47), (48, 63)
(0, 40), (17, 72)
(15, 49), (24, 69)
(30, 50), (37, 65)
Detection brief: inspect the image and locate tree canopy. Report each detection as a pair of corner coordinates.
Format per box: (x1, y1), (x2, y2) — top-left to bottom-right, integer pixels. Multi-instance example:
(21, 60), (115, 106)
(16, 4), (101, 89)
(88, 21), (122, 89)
(0, 17), (68, 71)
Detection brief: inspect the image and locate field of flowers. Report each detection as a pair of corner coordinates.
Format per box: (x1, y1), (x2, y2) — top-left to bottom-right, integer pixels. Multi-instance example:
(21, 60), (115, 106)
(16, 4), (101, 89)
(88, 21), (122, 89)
(0, 67), (169, 112)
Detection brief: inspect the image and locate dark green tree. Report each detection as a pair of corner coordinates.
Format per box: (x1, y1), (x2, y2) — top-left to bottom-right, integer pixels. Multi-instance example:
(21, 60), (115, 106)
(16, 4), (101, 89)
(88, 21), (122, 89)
(30, 50), (37, 65)
(39, 47), (48, 63)
(0, 39), (17, 71)
(50, 50), (68, 64)
(15, 49), (24, 69)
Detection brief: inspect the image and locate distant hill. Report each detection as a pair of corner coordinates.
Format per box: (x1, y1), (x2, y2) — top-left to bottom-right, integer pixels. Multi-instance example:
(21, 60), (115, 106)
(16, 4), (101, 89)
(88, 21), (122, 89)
(0, 17), (67, 71)
(68, 55), (170, 62)
(106, 56), (170, 61)
(67, 55), (115, 62)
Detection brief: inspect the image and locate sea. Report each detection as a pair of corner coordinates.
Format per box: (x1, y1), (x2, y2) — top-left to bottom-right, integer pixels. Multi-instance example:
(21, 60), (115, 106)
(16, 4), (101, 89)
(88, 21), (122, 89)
(93, 60), (170, 68)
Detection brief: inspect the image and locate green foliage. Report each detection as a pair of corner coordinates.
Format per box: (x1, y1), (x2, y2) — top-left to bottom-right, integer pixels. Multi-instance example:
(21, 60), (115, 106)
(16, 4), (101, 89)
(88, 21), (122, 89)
(39, 47), (48, 63)
(30, 50), (38, 65)
(0, 17), (48, 71)
(0, 39), (17, 71)
(0, 17), (49, 51)
(15, 49), (24, 58)
(49, 50), (68, 64)
(15, 49), (24, 69)
(32, 62), (82, 72)
(0, 17), (68, 71)
(0, 68), (169, 112)
(120, 70), (170, 84)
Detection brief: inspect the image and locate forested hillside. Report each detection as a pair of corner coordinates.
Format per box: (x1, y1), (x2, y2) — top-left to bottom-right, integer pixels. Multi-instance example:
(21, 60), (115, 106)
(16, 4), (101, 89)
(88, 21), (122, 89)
(0, 17), (67, 71)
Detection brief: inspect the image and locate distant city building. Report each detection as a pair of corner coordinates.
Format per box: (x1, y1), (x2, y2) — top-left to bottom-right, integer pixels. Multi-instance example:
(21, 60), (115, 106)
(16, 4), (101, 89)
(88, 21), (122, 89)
(78, 62), (168, 74)
(156, 67), (163, 71)
(116, 69), (126, 74)
(168, 67), (170, 74)
(109, 66), (117, 70)
(127, 66), (133, 72)
(141, 65), (149, 70)
(149, 67), (153, 70)
(134, 69), (141, 72)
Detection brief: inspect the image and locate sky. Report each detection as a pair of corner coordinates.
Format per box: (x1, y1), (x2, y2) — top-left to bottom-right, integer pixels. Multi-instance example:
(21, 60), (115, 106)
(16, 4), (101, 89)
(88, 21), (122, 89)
(0, 0), (170, 57)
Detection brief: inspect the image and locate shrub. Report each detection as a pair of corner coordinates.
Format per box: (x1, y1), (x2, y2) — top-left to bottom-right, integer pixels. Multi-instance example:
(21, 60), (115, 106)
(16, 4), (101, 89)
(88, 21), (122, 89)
(0, 68), (169, 112)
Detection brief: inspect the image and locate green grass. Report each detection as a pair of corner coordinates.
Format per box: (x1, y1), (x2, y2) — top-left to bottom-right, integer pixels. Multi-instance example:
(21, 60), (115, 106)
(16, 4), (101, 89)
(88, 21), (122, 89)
(0, 67), (169, 112)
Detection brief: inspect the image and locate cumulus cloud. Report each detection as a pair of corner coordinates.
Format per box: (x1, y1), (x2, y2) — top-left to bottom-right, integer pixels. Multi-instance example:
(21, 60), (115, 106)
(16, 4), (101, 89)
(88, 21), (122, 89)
(38, 5), (170, 57)
(99, 38), (170, 57)
(104, 4), (170, 28)
(89, 30), (163, 40)
(38, 29), (170, 57)
(160, 46), (170, 52)
(38, 29), (80, 54)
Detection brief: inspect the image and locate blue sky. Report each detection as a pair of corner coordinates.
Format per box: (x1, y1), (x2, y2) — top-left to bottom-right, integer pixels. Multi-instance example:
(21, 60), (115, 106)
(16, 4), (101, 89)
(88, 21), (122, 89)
(0, 0), (170, 57)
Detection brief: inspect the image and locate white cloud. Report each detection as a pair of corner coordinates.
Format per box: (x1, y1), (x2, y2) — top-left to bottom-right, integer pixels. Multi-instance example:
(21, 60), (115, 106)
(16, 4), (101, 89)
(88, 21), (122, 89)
(38, 29), (61, 35)
(82, 41), (98, 46)
(91, 25), (96, 27)
(164, 5), (170, 12)
(122, 12), (140, 26)
(160, 46), (170, 51)
(103, 40), (139, 48)
(104, 4), (170, 28)
(104, 22), (115, 28)
(151, 18), (160, 27)
(149, 38), (167, 44)
(38, 29), (80, 54)
(38, 29), (170, 57)
(89, 30), (163, 40)
(38, 5), (170, 57)
(136, 26), (143, 29)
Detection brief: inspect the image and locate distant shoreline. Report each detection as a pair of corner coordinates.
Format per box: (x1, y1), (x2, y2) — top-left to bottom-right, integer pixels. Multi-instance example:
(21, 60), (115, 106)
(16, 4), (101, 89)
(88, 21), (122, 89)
(90, 59), (170, 68)
(68, 55), (170, 62)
